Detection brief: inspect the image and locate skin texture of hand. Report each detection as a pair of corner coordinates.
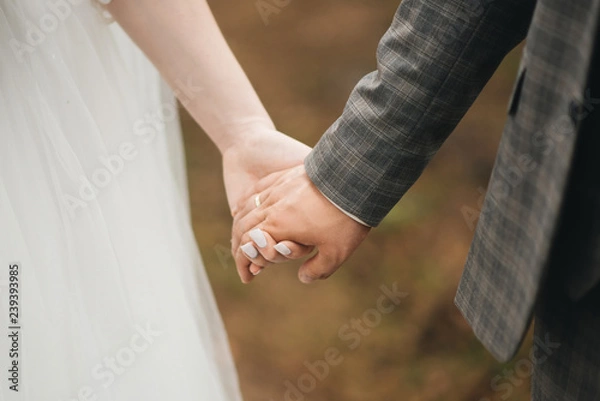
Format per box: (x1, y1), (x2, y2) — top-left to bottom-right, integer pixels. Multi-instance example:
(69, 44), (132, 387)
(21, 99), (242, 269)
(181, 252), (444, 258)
(232, 165), (371, 284)
(222, 130), (311, 212)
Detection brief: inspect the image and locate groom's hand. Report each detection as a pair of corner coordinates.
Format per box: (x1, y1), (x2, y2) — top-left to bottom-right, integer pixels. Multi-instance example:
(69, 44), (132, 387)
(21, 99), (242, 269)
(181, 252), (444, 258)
(231, 165), (370, 284)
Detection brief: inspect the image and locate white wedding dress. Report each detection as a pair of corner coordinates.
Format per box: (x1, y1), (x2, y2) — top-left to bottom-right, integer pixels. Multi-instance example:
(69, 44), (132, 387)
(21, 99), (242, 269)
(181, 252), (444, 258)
(0, 1), (243, 400)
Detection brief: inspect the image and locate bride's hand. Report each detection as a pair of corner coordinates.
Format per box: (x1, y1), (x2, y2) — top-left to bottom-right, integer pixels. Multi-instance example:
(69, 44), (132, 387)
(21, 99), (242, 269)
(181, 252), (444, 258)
(221, 128), (311, 214)
(222, 129), (311, 281)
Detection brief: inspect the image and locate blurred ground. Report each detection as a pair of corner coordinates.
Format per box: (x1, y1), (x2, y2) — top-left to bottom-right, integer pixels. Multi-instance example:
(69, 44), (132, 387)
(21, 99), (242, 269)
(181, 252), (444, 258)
(183, 1), (533, 400)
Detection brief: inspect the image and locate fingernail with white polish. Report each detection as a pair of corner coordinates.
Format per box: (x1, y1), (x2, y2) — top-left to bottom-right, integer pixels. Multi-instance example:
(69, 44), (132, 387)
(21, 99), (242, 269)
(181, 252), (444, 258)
(241, 243), (258, 259)
(249, 228), (268, 248)
(274, 243), (292, 256)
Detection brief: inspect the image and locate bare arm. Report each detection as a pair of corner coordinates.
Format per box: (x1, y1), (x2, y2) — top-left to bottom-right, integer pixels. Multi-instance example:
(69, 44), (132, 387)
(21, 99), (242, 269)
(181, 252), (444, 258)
(105, 0), (273, 154)
(103, 0), (311, 220)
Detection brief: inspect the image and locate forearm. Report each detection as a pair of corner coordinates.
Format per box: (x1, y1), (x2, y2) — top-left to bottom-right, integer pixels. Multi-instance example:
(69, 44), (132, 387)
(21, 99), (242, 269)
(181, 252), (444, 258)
(106, 0), (273, 154)
(306, 0), (536, 227)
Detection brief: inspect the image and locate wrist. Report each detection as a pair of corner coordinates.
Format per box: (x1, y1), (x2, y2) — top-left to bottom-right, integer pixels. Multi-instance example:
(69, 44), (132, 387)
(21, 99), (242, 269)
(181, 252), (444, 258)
(220, 121), (281, 156)
(215, 117), (276, 155)
(318, 190), (371, 227)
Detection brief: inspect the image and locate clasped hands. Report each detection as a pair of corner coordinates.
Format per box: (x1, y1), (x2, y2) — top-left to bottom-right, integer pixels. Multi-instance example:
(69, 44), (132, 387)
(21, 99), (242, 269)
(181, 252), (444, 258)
(230, 165), (370, 284)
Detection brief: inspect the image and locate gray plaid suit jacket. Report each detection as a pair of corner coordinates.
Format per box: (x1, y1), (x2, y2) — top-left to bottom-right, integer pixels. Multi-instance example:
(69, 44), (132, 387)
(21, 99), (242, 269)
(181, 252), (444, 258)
(305, 0), (600, 363)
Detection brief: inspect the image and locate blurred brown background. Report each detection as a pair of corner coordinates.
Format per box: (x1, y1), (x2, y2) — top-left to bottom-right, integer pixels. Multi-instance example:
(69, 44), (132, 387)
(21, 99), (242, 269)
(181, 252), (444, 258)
(183, 1), (532, 400)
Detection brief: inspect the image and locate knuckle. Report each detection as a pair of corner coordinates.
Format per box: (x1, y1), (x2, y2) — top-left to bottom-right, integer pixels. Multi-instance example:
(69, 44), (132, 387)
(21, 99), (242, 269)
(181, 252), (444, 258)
(254, 259), (270, 268)
(238, 220), (251, 235)
(261, 249), (280, 262)
(312, 269), (332, 280)
(264, 214), (282, 232)
(319, 271), (334, 280)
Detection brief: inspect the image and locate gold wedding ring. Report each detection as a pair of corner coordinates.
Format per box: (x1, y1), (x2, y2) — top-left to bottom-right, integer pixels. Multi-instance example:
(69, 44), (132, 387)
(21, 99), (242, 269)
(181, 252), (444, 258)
(254, 194), (261, 208)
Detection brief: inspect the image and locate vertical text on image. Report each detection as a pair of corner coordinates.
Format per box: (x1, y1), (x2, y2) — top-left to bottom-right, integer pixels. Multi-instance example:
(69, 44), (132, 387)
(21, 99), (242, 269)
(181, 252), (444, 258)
(7, 263), (21, 392)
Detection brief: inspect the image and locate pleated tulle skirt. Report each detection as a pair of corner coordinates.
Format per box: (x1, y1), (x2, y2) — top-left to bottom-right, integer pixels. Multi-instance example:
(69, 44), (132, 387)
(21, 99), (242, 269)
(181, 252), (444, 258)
(0, 1), (243, 400)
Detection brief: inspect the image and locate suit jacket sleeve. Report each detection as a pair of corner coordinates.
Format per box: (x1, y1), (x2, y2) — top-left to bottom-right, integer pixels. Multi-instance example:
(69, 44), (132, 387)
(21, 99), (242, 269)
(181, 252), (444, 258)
(304, 0), (536, 227)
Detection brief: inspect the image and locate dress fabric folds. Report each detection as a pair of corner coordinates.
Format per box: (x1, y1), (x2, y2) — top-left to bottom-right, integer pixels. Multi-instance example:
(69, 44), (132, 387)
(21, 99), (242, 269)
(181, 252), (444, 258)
(0, 1), (243, 400)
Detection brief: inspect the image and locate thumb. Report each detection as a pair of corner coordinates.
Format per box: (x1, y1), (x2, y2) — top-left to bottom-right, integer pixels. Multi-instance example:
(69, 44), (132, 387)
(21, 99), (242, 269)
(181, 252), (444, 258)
(297, 249), (339, 284)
